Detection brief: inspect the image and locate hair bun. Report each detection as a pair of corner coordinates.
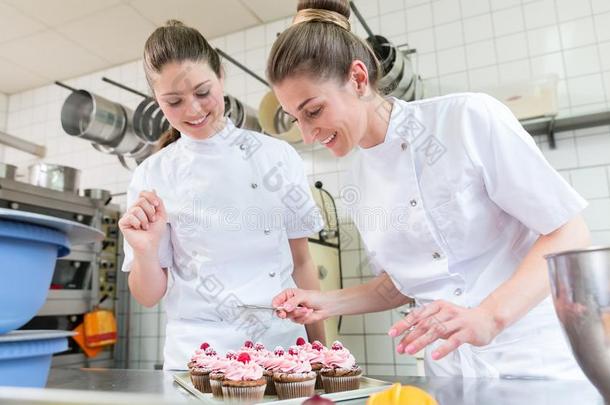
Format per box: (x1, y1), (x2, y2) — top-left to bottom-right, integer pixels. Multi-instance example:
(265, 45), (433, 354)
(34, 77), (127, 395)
(297, 0), (350, 19)
(165, 19), (185, 28)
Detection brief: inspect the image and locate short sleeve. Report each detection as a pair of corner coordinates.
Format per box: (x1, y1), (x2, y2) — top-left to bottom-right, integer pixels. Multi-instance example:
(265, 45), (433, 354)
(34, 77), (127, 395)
(462, 93), (587, 235)
(121, 164), (174, 272)
(281, 145), (325, 239)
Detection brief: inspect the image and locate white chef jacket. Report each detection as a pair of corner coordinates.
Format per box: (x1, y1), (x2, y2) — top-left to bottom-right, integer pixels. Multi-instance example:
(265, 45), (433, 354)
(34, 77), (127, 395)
(122, 119), (324, 370)
(348, 93), (587, 379)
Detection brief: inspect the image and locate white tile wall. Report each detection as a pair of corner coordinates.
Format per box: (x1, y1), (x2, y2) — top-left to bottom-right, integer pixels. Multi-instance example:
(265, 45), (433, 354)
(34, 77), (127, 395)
(3, 0), (610, 375)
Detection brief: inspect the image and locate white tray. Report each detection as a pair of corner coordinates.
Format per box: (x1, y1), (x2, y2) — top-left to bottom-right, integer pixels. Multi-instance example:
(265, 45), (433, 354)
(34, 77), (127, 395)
(174, 372), (390, 404)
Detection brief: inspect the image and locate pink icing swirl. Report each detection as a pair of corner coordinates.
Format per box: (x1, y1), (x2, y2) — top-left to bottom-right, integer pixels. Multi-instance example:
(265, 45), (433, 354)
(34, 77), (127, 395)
(274, 355), (313, 373)
(224, 361), (264, 381)
(323, 349), (356, 369)
(299, 345), (327, 364)
(260, 354), (287, 371)
(207, 357), (235, 373)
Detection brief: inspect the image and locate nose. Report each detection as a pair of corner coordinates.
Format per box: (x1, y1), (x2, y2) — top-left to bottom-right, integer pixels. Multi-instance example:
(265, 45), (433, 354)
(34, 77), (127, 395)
(188, 97), (204, 115)
(298, 122), (317, 145)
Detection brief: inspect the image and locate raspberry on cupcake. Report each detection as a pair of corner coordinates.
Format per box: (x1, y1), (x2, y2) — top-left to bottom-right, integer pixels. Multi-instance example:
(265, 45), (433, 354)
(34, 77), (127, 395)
(189, 346), (218, 393)
(221, 352), (267, 402)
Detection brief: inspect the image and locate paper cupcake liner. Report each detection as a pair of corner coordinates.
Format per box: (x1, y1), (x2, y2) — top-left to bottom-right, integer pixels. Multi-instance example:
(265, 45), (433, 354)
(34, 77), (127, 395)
(274, 378), (316, 400)
(321, 374), (361, 393)
(209, 378), (224, 398)
(190, 372), (211, 393)
(315, 371), (323, 389)
(264, 373), (277, 396)
(221, 384), (266, 403)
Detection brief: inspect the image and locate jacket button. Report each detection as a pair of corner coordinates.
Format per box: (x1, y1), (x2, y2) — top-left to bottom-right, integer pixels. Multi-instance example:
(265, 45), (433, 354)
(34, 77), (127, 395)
(401, 143), (408, 151)
(410, 199), (417, 207)
(251, 183), (258, 189)
(264, 229), (271, 235)
(269, 271), (276, 277)
(454, 288), (463, 296)
(432, 252), (441, 260)
(239, 144), (247, 151)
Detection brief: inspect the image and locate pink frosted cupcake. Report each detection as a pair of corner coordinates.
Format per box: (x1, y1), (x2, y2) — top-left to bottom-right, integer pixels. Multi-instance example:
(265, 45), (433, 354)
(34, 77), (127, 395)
(320, 341), (362, 393)
(188, 342), (210, 369)
(296, 338), (328, 389)
(209, 351), (237, 398)
(259, 346), (288, 395)
(272, 346), (317, 400)
(221, 352), (267, 402)
(190, 346), (217, 393)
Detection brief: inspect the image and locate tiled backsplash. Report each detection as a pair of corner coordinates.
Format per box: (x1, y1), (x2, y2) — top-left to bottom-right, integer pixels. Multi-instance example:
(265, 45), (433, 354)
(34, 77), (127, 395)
(2, 0), (610, 374)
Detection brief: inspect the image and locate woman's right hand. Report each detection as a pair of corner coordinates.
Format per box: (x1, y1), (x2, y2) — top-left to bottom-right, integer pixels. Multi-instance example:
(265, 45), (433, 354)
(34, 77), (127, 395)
(118, 190), (168, 254)
(272, 288), (330, 324)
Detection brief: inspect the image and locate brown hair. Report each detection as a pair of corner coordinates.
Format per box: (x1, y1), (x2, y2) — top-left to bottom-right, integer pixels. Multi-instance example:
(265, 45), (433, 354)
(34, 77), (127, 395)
(267, 0), (381, 89)
(143, 20), (222, 149)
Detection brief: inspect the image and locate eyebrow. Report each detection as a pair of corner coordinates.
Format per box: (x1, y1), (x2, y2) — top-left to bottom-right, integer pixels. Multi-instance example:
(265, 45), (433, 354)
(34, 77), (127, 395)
(297, 97), (316, 111)
(161, 80), (210, 96)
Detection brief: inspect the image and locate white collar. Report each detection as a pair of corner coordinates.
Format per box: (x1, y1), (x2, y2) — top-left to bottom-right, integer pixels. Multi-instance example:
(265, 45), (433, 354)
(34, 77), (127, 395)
(177, 118), (238, 152)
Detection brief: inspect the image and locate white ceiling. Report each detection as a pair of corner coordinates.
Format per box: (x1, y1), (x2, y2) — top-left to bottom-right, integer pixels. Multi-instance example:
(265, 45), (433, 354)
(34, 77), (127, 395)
(0, 0), (298, 94)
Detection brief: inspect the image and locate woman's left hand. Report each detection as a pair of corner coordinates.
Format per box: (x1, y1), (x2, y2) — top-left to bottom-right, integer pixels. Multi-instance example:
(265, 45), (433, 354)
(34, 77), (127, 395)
(389, 300), (502, 360)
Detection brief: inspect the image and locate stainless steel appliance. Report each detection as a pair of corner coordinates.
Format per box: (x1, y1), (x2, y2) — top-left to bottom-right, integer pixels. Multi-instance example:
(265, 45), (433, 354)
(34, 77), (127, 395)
(546, 246), (610, 404)
(28, 163), (81, 194)
(0, 176), (124, 369)
(0, 163), (16, 180)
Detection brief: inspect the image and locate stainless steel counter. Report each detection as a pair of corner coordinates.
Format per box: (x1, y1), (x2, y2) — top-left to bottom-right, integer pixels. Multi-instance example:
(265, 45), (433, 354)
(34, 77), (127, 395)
(0, 368), (603, 405)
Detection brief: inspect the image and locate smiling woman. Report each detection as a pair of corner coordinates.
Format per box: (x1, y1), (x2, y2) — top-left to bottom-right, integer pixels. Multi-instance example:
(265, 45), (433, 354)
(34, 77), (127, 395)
(267, 0), (593, 380)
(117, 20), (327, 370)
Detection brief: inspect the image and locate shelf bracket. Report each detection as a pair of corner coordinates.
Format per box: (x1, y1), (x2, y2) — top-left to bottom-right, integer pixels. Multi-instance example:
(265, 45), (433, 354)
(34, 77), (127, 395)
(547, 117), (556, 149)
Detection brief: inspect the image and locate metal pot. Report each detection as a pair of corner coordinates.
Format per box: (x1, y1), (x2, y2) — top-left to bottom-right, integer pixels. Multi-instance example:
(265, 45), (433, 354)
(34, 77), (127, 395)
(83, 188), (112, 206)
(224, 95), (261, 132)
(367, 35), (417, 101)
(28, 163), (81, 194)
(258, 91), (302, 144)
(0, 163), (17, 180)
(545, 246), (610, 403)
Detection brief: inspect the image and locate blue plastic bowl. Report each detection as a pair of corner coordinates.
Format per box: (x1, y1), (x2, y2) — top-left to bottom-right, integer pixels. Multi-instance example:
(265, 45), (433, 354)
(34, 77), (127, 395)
(0, 219), (70, 334)
(0, 331), (69, 387)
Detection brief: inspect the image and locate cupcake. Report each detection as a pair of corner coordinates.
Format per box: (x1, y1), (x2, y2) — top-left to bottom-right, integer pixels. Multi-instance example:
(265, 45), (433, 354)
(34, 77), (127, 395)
(259, 346), (287, 395)
(273, 346), (317, 400)
(320, 341), (362, 393)
(221, 352), (267, 403)
(297, 338), (327, 389)
(188, 342), (210, 369)
(190, 346), (217, 393)
(209, 351), (237, 398)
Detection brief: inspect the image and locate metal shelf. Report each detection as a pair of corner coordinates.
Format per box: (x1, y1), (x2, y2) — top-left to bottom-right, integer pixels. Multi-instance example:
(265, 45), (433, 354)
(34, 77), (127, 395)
(522, 110), (610, 149)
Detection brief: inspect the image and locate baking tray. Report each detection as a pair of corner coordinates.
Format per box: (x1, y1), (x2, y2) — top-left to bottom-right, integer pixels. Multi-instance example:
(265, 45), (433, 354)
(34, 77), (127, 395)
(174, 372), (391, 404)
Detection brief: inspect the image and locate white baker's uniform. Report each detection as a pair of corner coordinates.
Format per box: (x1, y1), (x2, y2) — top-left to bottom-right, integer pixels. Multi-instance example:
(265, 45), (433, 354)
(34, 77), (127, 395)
(122, 119), (323, 370)
(348, 93), (587, 379)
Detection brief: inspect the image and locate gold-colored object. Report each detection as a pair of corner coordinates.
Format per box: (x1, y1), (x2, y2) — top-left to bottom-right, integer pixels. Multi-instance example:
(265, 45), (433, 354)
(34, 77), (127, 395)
(366, 383), (438, 405)
(258, 91), (302, 144)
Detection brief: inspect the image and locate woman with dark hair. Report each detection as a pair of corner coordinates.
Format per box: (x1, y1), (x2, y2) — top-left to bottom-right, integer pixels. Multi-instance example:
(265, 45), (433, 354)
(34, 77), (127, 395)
(269, 0), (590, 379)
(118, 20), (325, 370)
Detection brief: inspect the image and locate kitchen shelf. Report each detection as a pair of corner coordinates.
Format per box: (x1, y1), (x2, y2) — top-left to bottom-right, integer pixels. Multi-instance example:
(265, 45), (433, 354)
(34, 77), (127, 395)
(521, 110), (610, 149)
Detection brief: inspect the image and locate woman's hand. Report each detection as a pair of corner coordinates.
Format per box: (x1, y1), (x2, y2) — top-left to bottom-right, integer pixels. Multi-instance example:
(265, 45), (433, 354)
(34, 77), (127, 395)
(389, 300), (502, 360)
(272, 288), (331, 324)
(118, 190), (168, 254)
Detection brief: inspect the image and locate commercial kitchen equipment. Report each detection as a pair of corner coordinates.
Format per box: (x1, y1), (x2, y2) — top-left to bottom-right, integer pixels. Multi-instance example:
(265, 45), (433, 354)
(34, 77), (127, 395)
(0, 176), (124, 369)
(546, 246), (610, 404)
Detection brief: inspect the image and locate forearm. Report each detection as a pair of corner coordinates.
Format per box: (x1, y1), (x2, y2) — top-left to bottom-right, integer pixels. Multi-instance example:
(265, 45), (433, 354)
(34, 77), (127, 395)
(323, 272), (411, 317)
(479, 215), (591, 332)
(127, 251), (168, 307)
(292, 258), (326, 344)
